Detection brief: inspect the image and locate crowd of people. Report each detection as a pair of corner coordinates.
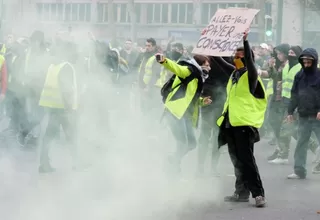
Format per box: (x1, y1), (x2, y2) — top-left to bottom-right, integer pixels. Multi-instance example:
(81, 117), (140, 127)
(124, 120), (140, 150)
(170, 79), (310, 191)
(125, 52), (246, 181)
(0, 26), (320, 209)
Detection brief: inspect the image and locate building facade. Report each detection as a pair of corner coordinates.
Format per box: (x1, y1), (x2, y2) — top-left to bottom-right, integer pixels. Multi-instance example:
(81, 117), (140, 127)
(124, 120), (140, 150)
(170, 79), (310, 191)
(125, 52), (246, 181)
(1, 0), (272, 45)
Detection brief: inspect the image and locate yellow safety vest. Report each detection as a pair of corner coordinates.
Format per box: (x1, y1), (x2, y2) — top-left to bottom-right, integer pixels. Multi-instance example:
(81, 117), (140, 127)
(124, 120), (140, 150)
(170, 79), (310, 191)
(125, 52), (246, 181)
(281, 63), (301, 99)
(0, 44), (6, 54)
(39, 62), (77, 110)
(217, 71), (267, 128)
(141, 56), (161, 86)
(158, 59), (181, 87)
(0, 55), (4, 83)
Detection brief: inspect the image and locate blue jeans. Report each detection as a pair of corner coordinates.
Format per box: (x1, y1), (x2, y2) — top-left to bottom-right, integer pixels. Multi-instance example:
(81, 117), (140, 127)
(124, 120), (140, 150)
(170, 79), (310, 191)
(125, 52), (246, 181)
(294, 117), (320, 177)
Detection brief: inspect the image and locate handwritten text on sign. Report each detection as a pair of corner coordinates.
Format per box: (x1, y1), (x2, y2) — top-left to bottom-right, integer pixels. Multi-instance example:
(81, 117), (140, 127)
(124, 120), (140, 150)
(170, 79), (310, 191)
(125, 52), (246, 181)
(192, 8), (259, 56)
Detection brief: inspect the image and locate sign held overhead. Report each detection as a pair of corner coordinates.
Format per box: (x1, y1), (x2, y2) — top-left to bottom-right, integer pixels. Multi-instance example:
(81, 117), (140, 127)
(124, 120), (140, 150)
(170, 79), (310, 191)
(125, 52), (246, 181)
(192, 8), (259, 57)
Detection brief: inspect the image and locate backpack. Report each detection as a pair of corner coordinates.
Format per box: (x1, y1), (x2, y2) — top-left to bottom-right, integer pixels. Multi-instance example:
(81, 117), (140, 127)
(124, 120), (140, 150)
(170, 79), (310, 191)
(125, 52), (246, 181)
(160, 67), (196, 103)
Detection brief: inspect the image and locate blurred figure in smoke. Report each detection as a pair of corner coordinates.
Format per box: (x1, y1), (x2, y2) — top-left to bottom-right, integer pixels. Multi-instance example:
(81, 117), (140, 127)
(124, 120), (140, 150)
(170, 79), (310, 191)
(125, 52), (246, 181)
(138, 38), (162, 131)
(16, 30), (51, 148)
(38, 40), (78, 173)
(120, 39), (138, 72)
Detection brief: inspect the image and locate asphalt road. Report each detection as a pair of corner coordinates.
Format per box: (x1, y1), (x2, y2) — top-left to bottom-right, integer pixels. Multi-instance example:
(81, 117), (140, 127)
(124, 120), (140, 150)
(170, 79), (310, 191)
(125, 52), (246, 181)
(0, 115), (320, 220)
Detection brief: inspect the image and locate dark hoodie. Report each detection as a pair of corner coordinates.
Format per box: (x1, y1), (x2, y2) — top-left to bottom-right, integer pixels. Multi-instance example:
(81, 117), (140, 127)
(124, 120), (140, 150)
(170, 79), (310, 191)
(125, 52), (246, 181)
(288, 48), (320, 117)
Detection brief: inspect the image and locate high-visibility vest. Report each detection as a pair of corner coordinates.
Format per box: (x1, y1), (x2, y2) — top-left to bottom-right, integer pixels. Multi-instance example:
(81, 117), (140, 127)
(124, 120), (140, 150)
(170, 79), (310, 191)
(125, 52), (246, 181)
(0, 55), (4, 83)
(217, 71), (267, 128)
(281, 63), (301, 99)
(0, 44), (6, 54)
(141, 56), (159, 86)
(39, 62), (77, 110)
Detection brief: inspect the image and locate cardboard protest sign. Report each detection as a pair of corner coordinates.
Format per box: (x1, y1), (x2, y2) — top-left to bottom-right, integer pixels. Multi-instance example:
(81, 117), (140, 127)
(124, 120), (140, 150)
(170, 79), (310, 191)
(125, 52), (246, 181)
(192, 8), (259, 57)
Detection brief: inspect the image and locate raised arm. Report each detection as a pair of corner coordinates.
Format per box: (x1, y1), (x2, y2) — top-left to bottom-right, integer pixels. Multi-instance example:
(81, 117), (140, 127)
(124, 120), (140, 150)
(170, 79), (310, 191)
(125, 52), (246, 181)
(243, 35), (258, 94)
(161, 58), (191, 79)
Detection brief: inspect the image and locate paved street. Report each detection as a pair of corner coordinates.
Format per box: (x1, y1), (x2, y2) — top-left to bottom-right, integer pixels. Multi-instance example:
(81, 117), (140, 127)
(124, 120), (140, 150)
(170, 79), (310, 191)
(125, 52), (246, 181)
(0, 115), (320, 220)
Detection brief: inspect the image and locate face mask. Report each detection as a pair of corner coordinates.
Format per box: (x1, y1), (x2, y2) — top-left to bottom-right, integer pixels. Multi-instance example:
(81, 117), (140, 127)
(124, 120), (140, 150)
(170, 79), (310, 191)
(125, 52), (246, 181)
(288, 55), (298, 62)
(201, 66), (210, 82)
(234, 58), (244, 69)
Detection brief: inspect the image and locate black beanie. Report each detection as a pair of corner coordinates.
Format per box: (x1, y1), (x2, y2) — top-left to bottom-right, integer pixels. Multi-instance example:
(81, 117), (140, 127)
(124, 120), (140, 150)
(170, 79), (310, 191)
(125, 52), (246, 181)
(290, 45), (303, 57)
(275, 43), (290, 57)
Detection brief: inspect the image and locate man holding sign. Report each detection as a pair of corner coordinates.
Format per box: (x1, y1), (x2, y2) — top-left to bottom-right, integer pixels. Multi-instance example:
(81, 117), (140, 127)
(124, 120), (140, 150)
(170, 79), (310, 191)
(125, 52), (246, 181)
(215, 29), (267, 207)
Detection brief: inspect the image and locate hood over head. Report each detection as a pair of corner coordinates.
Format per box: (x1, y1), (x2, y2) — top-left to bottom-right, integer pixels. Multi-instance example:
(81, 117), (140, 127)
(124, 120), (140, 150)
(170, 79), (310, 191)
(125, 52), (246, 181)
(299, 48), (318, 71)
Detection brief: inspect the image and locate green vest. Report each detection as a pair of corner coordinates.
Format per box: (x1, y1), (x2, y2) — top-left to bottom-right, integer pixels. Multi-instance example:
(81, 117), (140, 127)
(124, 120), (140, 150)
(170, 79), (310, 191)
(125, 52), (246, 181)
(281, 63), (301, 99)
(217, 71), (267, 128)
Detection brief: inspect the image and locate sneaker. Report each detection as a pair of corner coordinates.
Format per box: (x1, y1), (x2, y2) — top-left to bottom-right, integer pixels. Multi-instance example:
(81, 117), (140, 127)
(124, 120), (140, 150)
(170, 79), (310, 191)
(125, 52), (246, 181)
(224, 193), (249, 202)
(255, 196), (266, 207)
(312, 163), (320, 174)
(267, 149), (279, 161)
(268, 158), (289, 165)
(287, 173), (305, 179)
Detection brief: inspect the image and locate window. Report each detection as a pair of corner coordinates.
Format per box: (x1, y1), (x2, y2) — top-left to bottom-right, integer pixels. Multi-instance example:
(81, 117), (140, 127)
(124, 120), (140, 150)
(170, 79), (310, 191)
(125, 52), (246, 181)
(79, 4), (85, 21)
(162, 4), (168, 23)
(171, 3), (178, 23)
(186, 3), (193, 24)
(154, 4), (161, 23)
(65, 4), (71, 21)
(43, 4), (50, 21)
(178, 4), (186, 23)
(71, 4), (78, 21)
(50, 3), (57, 21)
(135, 3), (141, 23)
(36, 3), (43, 20)
(218, 4), (227, 9)
(86, 4), (91, 22)
(146, 4), (153, 23)
(113, 4), (117, 22)
(57, 4), (63, 21)
(97, 3), (108, 22)
(201, 3), (209, 24)
(120, 4), (127, 23)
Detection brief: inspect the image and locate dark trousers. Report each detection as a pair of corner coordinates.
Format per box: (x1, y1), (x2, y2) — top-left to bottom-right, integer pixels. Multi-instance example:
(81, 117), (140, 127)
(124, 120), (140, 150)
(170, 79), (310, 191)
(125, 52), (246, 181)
(269, 101), (290, 157)
(294, 117), (320, 177)
(197, 106), (221, 172)
(225, 126), (264, 198)
(40, 109), (76, 167)
(167, 113), (196, 163)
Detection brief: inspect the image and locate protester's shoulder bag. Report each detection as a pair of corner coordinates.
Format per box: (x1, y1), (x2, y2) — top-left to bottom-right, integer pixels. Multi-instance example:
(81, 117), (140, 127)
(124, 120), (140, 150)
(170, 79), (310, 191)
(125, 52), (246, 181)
(160, 59), (200, 103)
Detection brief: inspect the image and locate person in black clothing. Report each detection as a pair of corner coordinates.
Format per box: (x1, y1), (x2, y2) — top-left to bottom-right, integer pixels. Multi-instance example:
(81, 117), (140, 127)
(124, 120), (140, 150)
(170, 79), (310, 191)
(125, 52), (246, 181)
(196, 56), (233, 177)
(218, 32), (266, 207)
(286, 48), (320, 179)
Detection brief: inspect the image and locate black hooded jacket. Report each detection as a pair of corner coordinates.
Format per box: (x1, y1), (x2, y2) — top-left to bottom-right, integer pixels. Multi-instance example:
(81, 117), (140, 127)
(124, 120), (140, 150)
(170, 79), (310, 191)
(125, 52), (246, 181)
(288, 48), (320, 117)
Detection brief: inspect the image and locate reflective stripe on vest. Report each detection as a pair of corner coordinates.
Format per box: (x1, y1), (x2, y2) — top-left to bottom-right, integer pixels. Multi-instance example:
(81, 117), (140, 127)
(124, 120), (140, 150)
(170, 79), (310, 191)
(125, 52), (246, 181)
(142, 56), (157, 85)
(282, 63), (301, 99)
(217, 71), (267, 128)
(39, 62), (77, 109)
